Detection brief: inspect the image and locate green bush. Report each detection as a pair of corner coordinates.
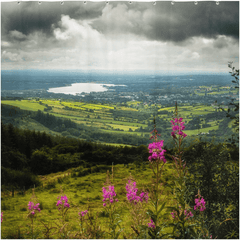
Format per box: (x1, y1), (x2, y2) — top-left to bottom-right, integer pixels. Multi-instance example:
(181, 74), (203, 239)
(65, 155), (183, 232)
(1, 167), (40, 189)
(184, 141), (239, 238)
(45, 181), (56, 190)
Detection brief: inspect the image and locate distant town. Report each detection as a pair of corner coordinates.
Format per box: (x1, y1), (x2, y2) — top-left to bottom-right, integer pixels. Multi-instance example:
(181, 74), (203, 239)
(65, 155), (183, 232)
(2, 84), (238, 107)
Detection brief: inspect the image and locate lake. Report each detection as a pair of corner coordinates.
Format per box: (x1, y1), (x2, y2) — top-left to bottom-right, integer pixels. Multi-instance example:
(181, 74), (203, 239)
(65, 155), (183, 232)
(47, 83), (127, 95)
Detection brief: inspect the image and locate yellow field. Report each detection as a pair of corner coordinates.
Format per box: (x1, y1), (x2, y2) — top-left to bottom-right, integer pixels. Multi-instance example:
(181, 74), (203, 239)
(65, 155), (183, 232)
(2, 98), (233, 140)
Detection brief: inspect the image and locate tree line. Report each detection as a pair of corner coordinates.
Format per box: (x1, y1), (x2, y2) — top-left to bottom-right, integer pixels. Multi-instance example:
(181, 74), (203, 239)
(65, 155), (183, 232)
(1, 122), (149, 189)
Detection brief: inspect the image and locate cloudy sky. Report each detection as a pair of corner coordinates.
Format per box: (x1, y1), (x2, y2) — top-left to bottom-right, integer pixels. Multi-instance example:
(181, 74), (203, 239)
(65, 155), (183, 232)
(1, 1), (239, 73)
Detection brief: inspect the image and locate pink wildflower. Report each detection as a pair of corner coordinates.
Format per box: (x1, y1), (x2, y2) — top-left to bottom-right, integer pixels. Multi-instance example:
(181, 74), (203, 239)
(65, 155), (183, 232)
(28, 201), (34, 210)
(148, 219), (155, 228)
(171, 117), (187, 139)
(102, 185), (118, 207)
(148, 140), (166, 163)
(126, 180), (148, 204)
(184, 209), (194, 219)
(1, 212), (3, 222)
(194, 195), (206, 212)
(28, 201), (41, 216)
(171, 211), (176, 219)
(56, 195), (70, 211)
(33, 203), (41, 212)
(171, 208), (193, 220)
(139, 191), (149, 202)
(79, 210), (88, 217)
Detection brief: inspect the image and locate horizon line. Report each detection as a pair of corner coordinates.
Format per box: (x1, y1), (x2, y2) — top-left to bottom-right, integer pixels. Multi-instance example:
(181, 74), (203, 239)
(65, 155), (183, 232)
(1, 69), (229, 75)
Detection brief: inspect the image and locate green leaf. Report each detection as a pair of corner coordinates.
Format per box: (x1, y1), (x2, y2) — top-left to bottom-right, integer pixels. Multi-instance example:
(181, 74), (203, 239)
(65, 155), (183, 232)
(166, 206), (179, 213)
(139, 225), (148, 231)
(146, 209), (154, 217)
(189, 226), (197, 238)
(148, 229), (155, 238)
(115, 231), (121, 239)
(160, 232), (172, 239)
(157, 201), (167, 216)
(155, 226), (161, 233)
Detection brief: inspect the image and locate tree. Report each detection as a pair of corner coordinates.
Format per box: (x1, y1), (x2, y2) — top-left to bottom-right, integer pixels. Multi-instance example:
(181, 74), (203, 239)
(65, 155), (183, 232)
(226, 62), (239, 132)
(31, 150), (52, 174)
(219, 62), (239, 143)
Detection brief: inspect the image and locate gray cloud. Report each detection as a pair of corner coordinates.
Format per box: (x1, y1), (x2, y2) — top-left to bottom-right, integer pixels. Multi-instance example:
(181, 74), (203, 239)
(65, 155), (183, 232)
(9, 30), (28, 41)
(1, 1), (238, 71)
(1, 1), (104, 41)
(213, 36), (229, 49)
(2, 1), (238, 45)
(93, 1), (239, 42)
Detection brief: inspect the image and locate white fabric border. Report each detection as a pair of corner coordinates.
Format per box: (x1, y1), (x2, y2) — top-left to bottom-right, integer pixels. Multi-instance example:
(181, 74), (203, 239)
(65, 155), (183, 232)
(1, 0), (238, 3)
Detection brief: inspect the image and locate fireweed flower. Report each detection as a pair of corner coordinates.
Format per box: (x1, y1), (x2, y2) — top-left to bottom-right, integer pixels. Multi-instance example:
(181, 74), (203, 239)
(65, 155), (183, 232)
(1, 212), (3, 222)
(171, 210), (177, 219)
(102, 185), (118, 207)
(170, 117), (187, 139)
(184, 209), (194, 219)
(28, 201), (34, 211)
(126, 180), (148, 204)
(79, 210), (88, 217)
(56, 195), (70, 211)
(148, 140), (166, 163)
(28, 202), (41, 212)
(148, 219), (155, 228)
(150, 128), (161, 141)
(28, 201), (41, 216)
(194, 196), (206, 212)
(171, 208), (193, 220)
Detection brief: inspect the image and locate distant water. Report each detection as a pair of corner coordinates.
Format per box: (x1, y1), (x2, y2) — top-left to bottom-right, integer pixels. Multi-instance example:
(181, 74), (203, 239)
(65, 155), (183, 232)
(1, 70), (232, 94)
(48, 83), (126, 95)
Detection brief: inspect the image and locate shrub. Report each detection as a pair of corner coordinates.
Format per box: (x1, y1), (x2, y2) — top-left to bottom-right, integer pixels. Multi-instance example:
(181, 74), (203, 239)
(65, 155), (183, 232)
(20, 207), (27, 212)
(45, 181), (56, 190)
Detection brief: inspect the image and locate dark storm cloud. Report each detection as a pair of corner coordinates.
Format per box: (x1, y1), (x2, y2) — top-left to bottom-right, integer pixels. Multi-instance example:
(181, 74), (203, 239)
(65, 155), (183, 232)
(1, 1), (104, 40)
(213, 36), (229, 49)
(163, 1), (240, 41)
(93, 1), (239, 42)
(1, 1), (239, 44)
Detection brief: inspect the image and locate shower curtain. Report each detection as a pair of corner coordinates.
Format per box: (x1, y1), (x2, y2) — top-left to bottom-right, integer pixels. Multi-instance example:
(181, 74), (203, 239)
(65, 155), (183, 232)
(1, 1), (239, 239)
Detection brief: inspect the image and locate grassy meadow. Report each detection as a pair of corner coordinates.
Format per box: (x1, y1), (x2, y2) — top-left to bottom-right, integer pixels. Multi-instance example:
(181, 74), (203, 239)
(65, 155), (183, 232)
(1, 162), (176, 239)
(1, 96), (238, 238)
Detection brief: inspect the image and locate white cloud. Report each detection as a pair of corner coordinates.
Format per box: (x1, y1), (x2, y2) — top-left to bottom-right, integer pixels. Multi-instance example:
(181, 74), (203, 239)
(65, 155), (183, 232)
(100, 4), (142, 31)
(9, 30), (27, 41)
(192, 52), (200, 60)
(53, 15), (102, 43)
(2, 51), (22, 62)
(1, 41), (11, 47)
(54, 28), (71, 41)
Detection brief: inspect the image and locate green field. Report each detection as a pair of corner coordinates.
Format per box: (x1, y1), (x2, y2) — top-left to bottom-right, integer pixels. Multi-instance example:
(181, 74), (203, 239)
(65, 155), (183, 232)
(1, 98), (232, 143)
(2, 100), (45, 111)
(1, 162), (175, 239)
(194, 87), (238, 97)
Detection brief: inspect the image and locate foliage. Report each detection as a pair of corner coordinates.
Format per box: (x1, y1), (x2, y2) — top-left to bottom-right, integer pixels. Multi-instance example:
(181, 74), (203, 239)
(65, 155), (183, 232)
(184, 141), (239, 238)
(227, 62), (239, 132)
(1, 85), (239, 238)
(218, 62), (239, 143)
(1, 122), (149, 188)
(1, 89), (237, 146)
